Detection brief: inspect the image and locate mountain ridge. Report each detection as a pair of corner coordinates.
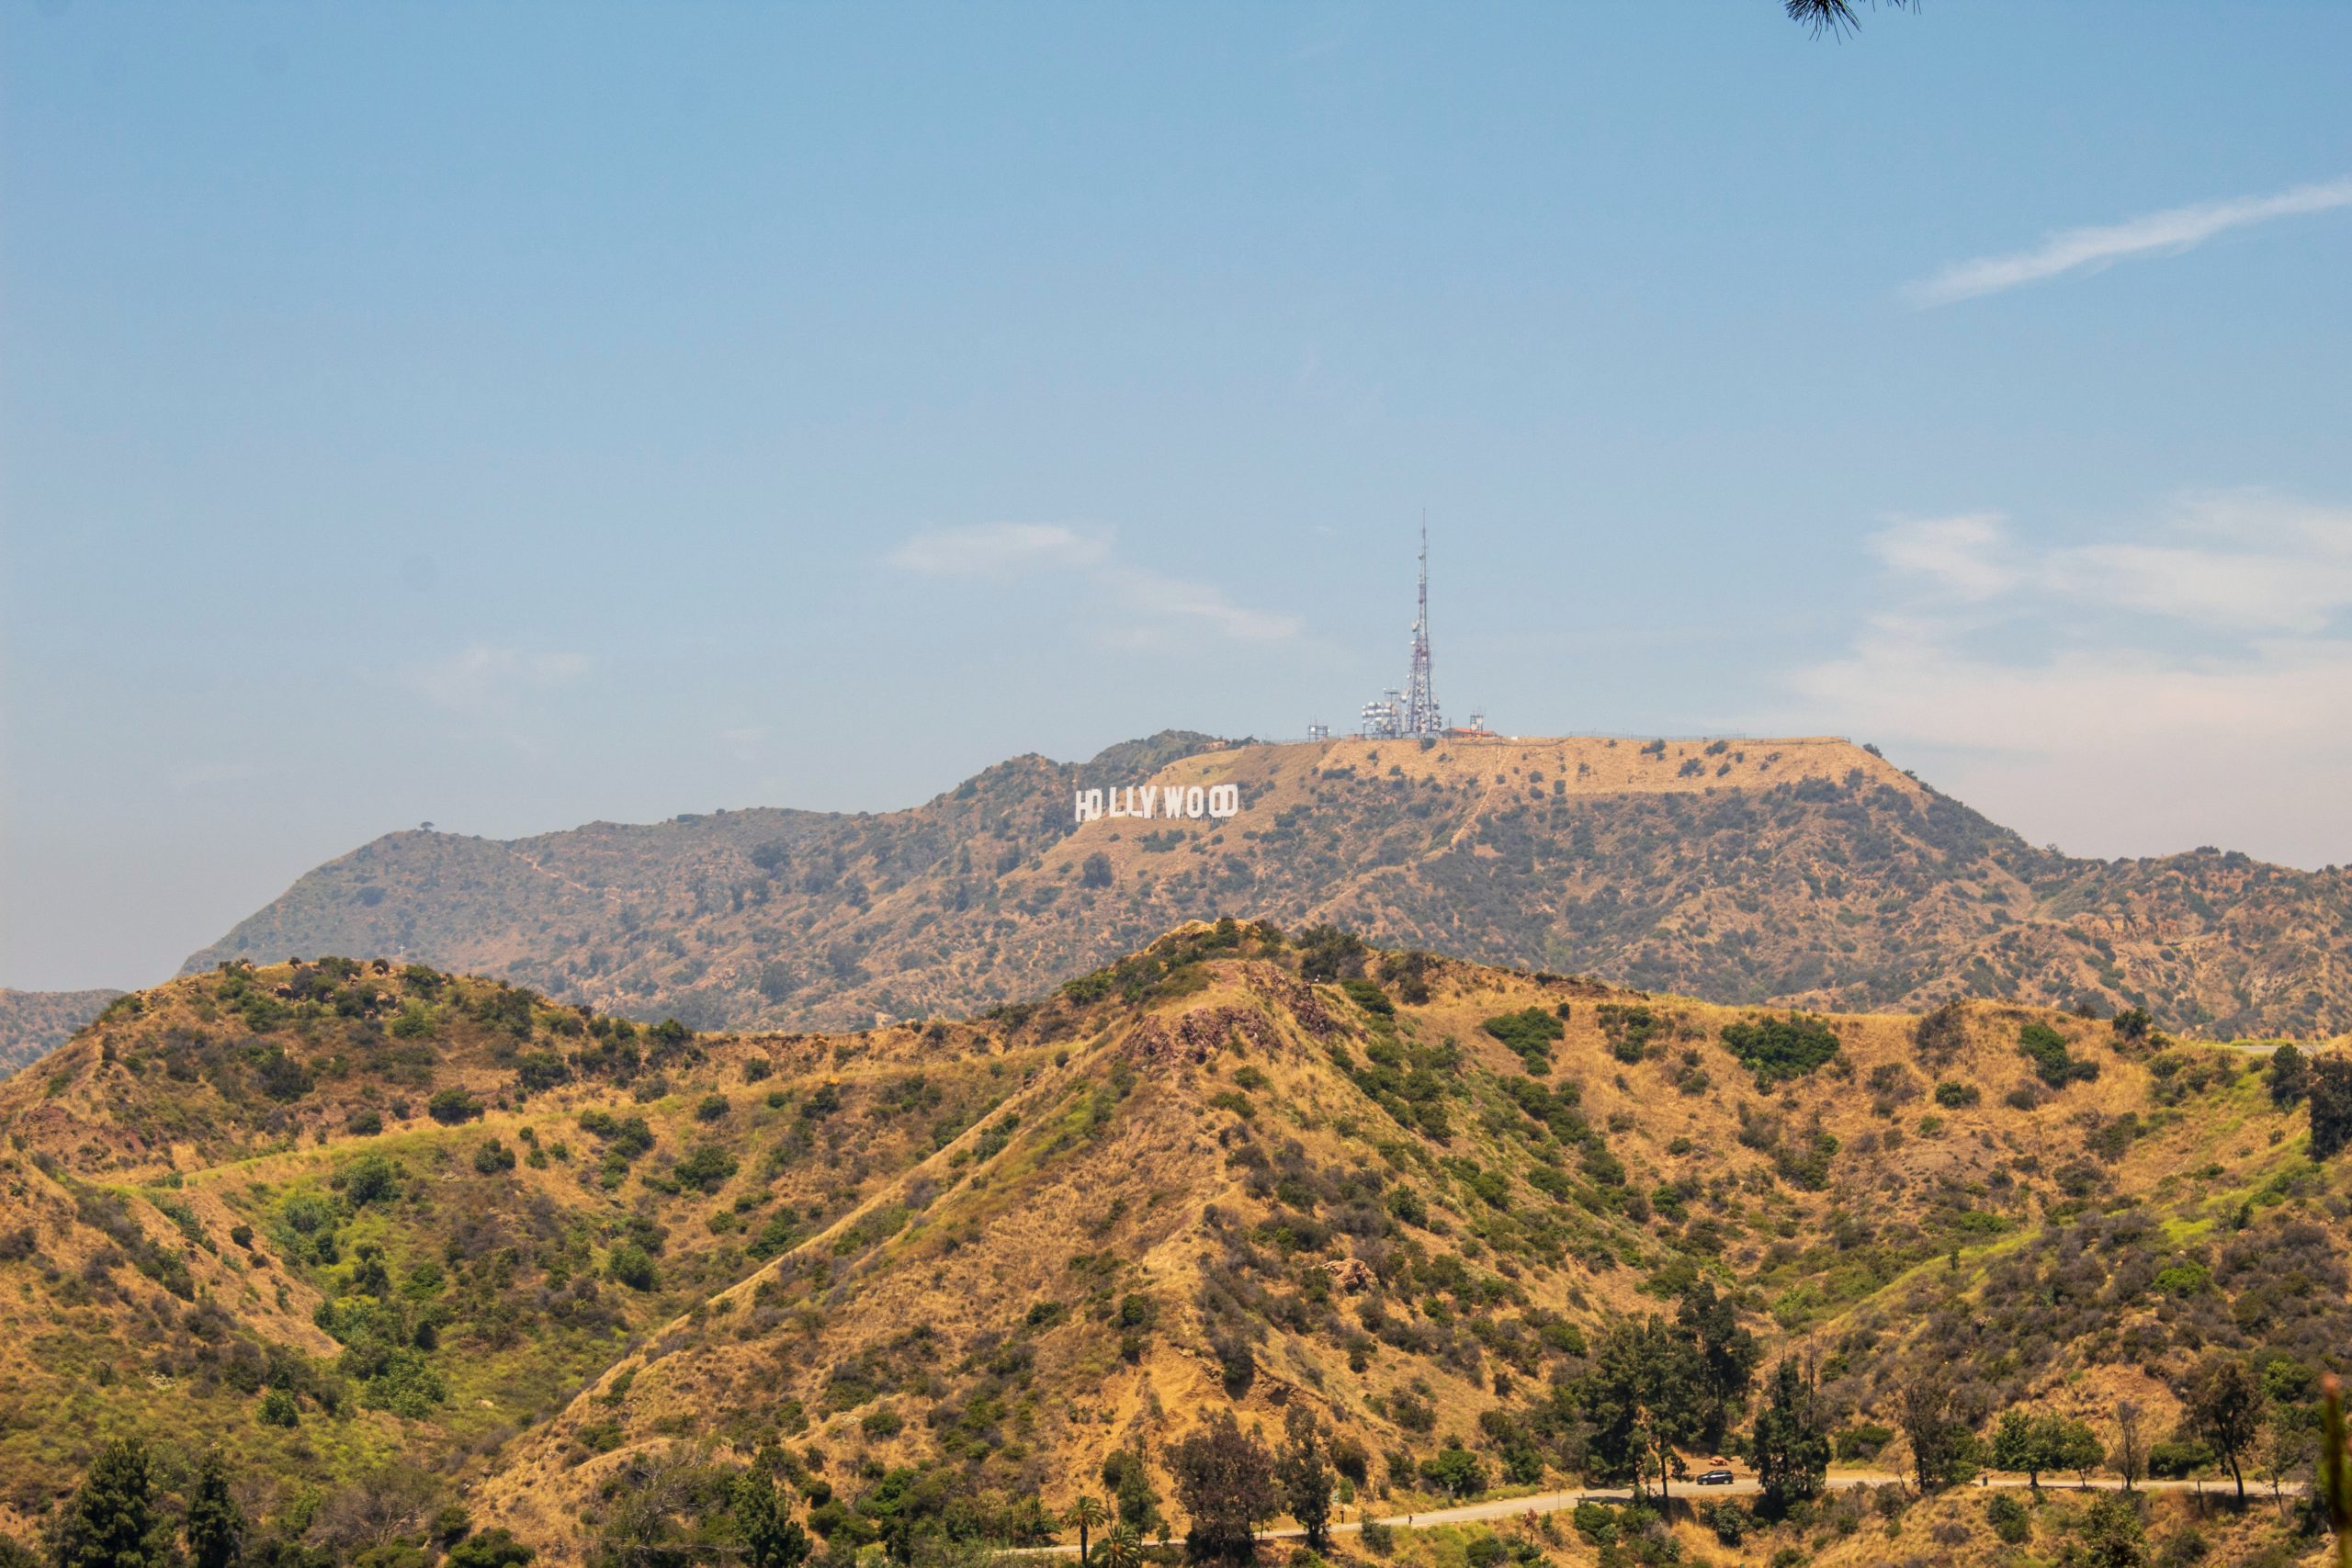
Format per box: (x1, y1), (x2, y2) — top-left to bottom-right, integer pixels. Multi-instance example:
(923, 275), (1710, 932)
(179, 732), (2352, 1040)
(0, 987), (125, 1075)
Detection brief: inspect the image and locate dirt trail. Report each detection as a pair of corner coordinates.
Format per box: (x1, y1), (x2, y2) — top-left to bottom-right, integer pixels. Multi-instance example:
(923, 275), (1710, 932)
(1005, 1472), (2304, 1553)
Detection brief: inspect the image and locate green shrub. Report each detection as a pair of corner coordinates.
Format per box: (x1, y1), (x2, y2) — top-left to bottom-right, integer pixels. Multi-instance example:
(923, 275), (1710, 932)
(2153, 1260), (2211, 1296)
(356, 1348), (447, 1418)
(1721, 1013), (1841, 1086)
(745, 1211), (802, 1261)
(1570, 1503), (1620, 1545)
(1933, 1080), (1979, 1109)
(472, 1139), (516, 1175)
(602, 1117), (656, 1159)
(1774, 1129), (1839, 1190)
(608, 1244), (660, 1292)
(444, 1529), (535, 1568)
(513, 1051), (570, 1093)
(1596, 1003), (1663, 1064)
(1526, 1165), (1572, 1200)
(340, 1154), (402, 1205)
(2019, 1022), (2098, 1089)
(427, 1087), (482, 1124)
(1482, 1009), (1564, 1060)
(1985, 1492), (2030, 1544)
(1419, 1446), (1486, 1499)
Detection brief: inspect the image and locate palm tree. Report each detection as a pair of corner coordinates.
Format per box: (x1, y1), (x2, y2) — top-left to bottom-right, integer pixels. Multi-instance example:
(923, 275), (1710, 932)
(1786, 0), (1917, 38)
(1100, 1523), (1143, 1568)
(1065, 1495), (1108, 1568)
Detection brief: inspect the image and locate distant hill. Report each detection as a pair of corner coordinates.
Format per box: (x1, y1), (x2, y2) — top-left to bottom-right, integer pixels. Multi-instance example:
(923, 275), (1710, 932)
(5, 931), (2342, 1566)
(0, 986), (121, 1074)
(184, 732), (2352, 1039)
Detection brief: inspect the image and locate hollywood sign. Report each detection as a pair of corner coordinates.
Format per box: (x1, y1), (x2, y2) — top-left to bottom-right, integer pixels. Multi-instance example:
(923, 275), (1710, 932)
(1074, 783), (1242, 824)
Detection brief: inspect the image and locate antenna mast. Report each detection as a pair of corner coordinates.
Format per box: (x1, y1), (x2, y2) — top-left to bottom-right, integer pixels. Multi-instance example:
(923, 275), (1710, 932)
(1403, 517), (1443, 737)
(1356, 519), (1447, 739)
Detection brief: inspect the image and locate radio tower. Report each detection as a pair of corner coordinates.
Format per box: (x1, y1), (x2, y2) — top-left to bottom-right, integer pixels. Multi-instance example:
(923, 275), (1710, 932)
(1355, 522), (1448, 739)
(1402, 521), (1444, 736)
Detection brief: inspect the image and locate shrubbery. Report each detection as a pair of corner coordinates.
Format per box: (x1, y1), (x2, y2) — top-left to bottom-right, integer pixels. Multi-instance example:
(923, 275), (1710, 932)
(673, 1145), (740, 1194)
(1721, 1013), (1840, 1087)
(1597, 1003), (1663, 1064)
(427, 1087), (482, 1124)
(607, 1244), (660, 1292)
(340, 1154), (402, 1205)
(2018, 1022), (2098, 1089)
(1481, 1008), (1562, 1069)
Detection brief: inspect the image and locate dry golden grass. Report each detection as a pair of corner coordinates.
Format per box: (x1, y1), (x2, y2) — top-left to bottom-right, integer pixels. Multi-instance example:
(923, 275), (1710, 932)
(1, 935), (2338, 1564)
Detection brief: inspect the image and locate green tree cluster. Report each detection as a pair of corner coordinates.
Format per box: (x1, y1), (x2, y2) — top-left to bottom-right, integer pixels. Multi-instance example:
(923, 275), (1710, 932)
(1989, 1409), (2101, 1491)
(1579, 1283), (1762, 1502)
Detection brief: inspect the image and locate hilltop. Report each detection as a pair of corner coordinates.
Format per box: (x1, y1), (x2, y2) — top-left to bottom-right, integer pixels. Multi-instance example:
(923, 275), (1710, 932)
(182, 732), (2352, 1039)
(7, 927), (2350, 1565)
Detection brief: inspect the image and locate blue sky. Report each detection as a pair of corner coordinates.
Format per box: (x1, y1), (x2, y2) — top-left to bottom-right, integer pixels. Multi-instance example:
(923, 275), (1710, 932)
(5, 1), (2350, 989)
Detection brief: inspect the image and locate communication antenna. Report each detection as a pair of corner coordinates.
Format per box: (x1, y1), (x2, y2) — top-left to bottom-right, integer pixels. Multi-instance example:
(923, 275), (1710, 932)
(1401, 516), (1443, 737)
(1356, 519), (1452, 739)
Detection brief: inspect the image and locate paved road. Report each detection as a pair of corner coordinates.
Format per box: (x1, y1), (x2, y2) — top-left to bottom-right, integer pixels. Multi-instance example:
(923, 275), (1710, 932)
(1006, 1472), (2303, 1554)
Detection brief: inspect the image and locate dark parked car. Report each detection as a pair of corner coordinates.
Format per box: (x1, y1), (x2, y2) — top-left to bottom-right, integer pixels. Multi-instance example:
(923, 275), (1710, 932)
(1697, 1469), (1736, 1486)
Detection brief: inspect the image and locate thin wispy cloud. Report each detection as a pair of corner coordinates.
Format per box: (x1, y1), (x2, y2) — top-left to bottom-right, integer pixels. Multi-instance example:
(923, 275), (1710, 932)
(886, 523), (1108, 578)
(1867, 513), (2017, 599)
(1906, 176), (2352, 306)
(1869, 492), (2352, 633)
(886, 523), (1298, 647)
(1779, 491), (2352, 867)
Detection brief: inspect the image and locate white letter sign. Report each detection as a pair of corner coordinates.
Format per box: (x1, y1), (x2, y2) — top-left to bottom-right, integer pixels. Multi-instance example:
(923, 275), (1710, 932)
(1076, 781), (1243, 825)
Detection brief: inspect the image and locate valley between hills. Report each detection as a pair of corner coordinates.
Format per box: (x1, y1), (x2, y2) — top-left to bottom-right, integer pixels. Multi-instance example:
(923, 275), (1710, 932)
(5, 919), (2351, 1566)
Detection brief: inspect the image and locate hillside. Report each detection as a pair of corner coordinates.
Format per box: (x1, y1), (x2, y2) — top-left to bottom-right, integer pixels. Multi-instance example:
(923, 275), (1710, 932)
(0, 987), (122, 1075)
(8, 929), (2349, 1565)
(185, 732), (2352, 1039)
